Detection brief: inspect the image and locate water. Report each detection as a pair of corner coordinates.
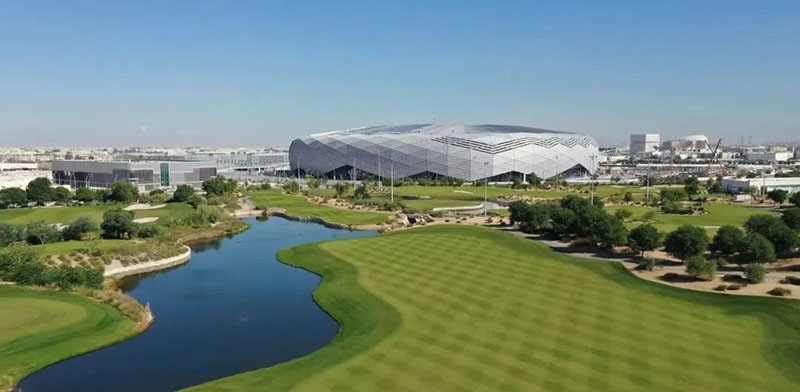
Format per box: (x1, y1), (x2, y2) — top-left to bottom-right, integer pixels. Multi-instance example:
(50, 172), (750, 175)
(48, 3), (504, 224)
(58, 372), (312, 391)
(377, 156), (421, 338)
(17, 217), (374, 392)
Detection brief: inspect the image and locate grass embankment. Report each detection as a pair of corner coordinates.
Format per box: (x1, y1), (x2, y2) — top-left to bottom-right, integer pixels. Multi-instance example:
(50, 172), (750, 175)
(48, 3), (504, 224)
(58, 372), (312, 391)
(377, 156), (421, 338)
(0, 285), (137, 389)
(606, 203), (777, 234)
(194, 225), (800, 391)
(247, 190), (389, 226)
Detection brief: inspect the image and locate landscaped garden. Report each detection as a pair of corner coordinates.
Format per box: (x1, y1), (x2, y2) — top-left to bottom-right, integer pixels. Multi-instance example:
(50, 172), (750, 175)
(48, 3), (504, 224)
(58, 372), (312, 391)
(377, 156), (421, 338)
(190, 225), (800, 391)
(247, 189), (390, 226)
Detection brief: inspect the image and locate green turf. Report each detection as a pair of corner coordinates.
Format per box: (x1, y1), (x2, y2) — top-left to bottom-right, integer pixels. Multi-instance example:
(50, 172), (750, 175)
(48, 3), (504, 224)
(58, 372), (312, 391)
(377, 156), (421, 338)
(607, 203), (777, 234)
(247, 190), (389, 225)
(192, 225), (800, 391)
(0, 285), (137, 389)
(0, 204), (111, 224)
(133, 203), (196, 225)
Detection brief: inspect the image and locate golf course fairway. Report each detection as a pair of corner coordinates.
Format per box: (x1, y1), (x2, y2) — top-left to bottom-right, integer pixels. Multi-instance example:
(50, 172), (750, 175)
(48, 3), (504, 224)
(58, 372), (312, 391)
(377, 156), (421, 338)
(192, 225), (800, 391)
(0, 285), (137, 389)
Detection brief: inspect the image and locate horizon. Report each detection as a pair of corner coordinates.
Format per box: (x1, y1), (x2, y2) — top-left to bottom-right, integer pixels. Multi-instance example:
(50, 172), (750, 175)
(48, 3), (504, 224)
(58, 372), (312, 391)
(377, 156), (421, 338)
(1, 1), (798, 147)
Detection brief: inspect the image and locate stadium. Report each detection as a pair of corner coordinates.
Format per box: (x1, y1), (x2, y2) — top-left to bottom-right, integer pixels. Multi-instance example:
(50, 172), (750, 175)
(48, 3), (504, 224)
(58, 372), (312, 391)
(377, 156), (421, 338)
(289, 124), (598, 182)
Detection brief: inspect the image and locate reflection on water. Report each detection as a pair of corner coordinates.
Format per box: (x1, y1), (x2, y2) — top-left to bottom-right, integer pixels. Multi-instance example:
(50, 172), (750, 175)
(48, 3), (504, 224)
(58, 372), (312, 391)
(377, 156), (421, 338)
(18, 217), (374, 392)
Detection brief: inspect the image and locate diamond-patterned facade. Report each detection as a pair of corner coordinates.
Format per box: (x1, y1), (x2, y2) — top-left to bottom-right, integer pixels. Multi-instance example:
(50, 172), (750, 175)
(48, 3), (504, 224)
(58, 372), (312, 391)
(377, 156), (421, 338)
(289, 124), (599, 181)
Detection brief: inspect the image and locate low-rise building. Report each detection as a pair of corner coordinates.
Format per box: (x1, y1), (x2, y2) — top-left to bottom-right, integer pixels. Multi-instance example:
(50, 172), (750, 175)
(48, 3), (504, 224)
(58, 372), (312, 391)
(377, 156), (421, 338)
(51, 160), (217, 191)
(630, 134), (660, 156)
(722, 176), (800, 194)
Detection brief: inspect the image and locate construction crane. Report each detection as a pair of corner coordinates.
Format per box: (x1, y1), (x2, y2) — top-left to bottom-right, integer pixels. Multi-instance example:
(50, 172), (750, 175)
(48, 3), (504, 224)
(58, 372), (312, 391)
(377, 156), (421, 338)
(704, 139), (726, 176)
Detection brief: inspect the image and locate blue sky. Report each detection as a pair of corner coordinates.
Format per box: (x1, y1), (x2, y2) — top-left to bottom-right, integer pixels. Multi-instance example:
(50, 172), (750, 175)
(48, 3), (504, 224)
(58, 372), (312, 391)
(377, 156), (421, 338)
(1, 0), (798, 147)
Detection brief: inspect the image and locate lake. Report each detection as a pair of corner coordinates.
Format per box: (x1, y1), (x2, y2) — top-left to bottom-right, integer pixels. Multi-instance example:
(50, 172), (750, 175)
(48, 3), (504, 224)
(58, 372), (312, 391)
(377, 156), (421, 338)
(17, 217), (374, 391)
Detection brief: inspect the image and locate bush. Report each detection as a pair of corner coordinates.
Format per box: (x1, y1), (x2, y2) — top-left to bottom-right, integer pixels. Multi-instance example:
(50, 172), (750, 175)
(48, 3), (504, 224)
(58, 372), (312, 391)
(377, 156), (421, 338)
(62, 217), (97, 241)
(73, 187), (96, 203)
(172, 184), (196, 203)
(52, 186), (72, 204)
(260, 182), (272, 190)
(660, 188), (687, 202)
(767, 287), (792, 296)
(713, 284), (728, 291)
(779, 276), (800, 286)
(727, 283), (743, 290)
(614, 209), (632, 222)
(24, 221), (62, 244)
(686, 256), (717, 281)
(137, 224), (159, 238)
(202, 176), (237, 197)
(0, 223), (23, 246)
(744, 263), (767, 283)
(641, 210), (657, 222)
(282, 181), (300, 194)
(101, 208), (137, 239)
(0, 187), (27, 208)
(782, 208), (800, 230)
(634, 259), (655, 271)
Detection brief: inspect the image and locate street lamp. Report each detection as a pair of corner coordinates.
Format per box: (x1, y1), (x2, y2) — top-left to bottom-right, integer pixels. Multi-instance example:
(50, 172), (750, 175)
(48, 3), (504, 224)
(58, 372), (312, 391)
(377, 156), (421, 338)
(484, 161), (489, 216)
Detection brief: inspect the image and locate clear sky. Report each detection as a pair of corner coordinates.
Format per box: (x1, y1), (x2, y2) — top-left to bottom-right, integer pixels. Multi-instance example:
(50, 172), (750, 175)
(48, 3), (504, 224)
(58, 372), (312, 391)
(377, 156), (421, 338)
(1, 0), (798, 147)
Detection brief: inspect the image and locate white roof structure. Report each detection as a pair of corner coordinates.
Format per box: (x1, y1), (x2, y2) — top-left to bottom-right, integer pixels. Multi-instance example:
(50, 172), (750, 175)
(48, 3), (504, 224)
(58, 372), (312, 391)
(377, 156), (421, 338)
(289, 124), (599, 181)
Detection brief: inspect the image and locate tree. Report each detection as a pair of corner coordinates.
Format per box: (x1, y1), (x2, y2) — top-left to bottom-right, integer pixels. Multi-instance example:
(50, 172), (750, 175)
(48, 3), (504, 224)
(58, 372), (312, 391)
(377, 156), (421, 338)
(62, 217), (96, 241)
(709, 225), (744, 255)
(549, 207), (576, 238)
(24, 221), (62, 245)
(740, 233), (776, 263)
(767, 189), (789, 206)
(782, 208), (800, 230)
(508, 200), (532, 226)
(684, 177), (700, 196)
(791, 192), (800, 208)
(614, 209), (632, 222)
(686, 256), (716, 281)
(202, 176), (237, 197)
(282, 181), (300, 194)
(707, 179), (723, 194)
(172, 184), (196, 203)
(353, 183), (369, 200)
(628, 224), (661, 257)
(334, 181), (349, 198)
(0, 187), (27, 208)
(744, 215), (798, 256)
(100, 208), (137, 239)
(744, 214), (780, 236)
(51, 186), (72, 204)
(664, 225), (709, 262)
(642, 210), (657, 222)
(26, 177), (53, 205)
(0, 244), (45, 285)
(623, 192), (634, 203)
(73, 187), (96, 203)
(582, 208), (627, 249)
(108, 181), (139, 204)
(744, 263), (766, 283)
(526, 173), (542, 187)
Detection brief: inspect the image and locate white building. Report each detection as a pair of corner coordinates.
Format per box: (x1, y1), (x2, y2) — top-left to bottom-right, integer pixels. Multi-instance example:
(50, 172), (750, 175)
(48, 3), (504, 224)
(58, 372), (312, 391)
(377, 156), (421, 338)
(722, 177), (800, 194)
(630, 134), (660, 156)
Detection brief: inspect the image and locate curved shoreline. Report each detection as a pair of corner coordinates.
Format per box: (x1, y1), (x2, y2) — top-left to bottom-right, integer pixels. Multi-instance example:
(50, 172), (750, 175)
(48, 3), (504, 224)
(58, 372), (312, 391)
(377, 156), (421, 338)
(103, 245), (192, 280)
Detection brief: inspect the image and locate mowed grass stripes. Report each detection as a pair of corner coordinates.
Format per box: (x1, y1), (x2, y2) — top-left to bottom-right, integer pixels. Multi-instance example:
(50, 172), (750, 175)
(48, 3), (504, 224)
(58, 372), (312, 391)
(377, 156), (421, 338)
(193, 225), (800, 391)
(0, 285), (137, 389)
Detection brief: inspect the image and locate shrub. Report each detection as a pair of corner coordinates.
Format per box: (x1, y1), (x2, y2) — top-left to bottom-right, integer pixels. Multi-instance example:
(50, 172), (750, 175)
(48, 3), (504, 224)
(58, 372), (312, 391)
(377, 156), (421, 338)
(664, 225), (709, 262)
(52, 186), (72, 204)
(710, 225), (744, 255)
(744, 263), (767, 283)
(172, 184), (196, 203)
(713, 284), (728, 291)
(614, 209), (632, 222)
(101, 208), (137, 239)
(727, 283), (743, 290)
(782, 208), (800, 230)
(0, 223), (23, 246)
(260, 182), (272, 190)
(779, 276), (800, 286)
(0, 187), (27, 208)
(282, 181), (300, 194)
(62, 217), (97, 241)
(634, 259), (655, 271)
(686, 256), (717, 281)
(641, 210), (657, 222)
(73, 187), (96, 203)
(137, 224), (160, 238)
(767, 287), (792, 296)
(660, 188), (687, 202)
(24, 221), (62, 245)
(202, 176), (237, 197)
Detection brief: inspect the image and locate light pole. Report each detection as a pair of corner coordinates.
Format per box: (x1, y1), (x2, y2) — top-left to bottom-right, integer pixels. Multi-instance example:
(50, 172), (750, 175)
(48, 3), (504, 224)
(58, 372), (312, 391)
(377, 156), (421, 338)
(390, 163), (394, 203)
(484, 161), (489, 216)
(589, 154), (596, 205)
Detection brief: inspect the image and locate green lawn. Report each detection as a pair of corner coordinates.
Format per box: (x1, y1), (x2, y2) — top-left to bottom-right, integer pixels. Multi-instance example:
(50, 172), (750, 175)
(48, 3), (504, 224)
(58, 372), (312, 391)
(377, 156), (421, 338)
(607, 203), (777, 234)
(134, 203), (196, 225)
(247, 190), (390, 225)
(192, 225), (800, 391)
(0, 285), (137, 389)
(0, 204), (111, 224)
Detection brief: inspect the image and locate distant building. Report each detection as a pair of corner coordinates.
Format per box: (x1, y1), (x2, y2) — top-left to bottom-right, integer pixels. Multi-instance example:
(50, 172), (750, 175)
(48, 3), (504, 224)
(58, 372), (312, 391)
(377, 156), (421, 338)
(745, 147), (793, 163)
(661, 134), (711, 152)
(51, 160), (217, 191)
(722, 177), (800, 194)
(630, 134), (660, 156)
